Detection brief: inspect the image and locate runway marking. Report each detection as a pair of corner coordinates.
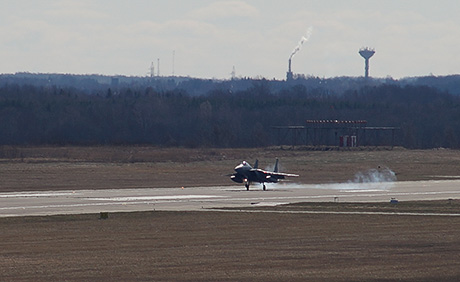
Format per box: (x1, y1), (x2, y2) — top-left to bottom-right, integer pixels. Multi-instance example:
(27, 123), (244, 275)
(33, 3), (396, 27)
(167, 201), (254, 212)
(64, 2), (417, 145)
(88, 195), (222, 201)
(200, 190), (460, 203)
(0, 199), (206, 212)
(0, 202), (152, 211)
(0, 197), (223, 212)
(0, 192), (75, 198)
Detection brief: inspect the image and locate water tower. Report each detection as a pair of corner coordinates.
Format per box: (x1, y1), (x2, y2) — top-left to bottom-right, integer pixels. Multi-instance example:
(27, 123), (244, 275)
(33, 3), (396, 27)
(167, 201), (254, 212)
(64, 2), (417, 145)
(359, 47), (375, 78)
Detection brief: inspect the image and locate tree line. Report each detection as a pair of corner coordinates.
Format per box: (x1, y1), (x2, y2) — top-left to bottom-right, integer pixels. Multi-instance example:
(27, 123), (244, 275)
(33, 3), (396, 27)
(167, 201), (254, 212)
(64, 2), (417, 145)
(0, 82), (459, 149)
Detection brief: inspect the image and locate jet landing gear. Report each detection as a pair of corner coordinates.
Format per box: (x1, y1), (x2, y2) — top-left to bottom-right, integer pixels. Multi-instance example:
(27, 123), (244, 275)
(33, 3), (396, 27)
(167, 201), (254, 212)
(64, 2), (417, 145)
(243, 179), (267, 191)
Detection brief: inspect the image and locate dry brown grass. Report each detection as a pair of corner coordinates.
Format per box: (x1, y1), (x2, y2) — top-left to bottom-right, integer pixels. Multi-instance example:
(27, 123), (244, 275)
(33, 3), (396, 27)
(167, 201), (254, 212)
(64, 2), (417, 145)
(0, 210), (459, 281)
(1, 146), (460, 192)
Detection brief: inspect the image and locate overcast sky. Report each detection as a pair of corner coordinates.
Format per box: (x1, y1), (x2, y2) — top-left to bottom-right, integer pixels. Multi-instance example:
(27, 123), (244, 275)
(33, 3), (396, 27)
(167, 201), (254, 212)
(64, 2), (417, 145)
(1, 0), (459, 80)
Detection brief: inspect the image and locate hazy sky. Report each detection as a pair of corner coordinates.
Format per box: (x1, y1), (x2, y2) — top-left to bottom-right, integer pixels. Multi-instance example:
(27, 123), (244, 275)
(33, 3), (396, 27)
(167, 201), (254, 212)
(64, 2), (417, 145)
(1, 0), (460, 80)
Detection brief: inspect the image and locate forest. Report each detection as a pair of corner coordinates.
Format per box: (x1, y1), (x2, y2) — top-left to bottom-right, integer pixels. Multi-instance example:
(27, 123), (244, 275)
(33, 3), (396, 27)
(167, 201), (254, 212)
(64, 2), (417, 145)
(0, 77), (459, 149)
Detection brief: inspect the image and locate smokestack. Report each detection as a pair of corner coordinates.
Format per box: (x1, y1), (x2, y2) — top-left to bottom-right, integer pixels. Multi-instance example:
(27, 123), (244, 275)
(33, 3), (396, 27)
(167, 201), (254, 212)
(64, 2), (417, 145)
(287, 58), (293, 81)
(359, 47), (375, 78)
(287, 27), (313, 81)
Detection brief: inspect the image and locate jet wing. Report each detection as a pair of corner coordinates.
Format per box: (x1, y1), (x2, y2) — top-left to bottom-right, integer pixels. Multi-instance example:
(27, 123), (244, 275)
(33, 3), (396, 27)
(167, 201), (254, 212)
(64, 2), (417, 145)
(251, 168), (298, 180)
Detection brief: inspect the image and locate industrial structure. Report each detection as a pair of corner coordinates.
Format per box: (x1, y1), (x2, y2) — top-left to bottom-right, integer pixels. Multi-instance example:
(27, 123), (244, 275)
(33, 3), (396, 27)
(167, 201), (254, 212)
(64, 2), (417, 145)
(286, 58), (293, 81)
(287, 28), (313, 81)
(287, 44), (377, 81)
(359, 47), (375, 78)
(149, 62), (155, 78)
(273, 120), (399, 148)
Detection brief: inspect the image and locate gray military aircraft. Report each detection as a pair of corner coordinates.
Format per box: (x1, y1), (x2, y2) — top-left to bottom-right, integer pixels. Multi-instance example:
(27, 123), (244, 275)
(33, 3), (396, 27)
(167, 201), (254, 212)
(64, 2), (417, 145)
(230, 159), (298, 190)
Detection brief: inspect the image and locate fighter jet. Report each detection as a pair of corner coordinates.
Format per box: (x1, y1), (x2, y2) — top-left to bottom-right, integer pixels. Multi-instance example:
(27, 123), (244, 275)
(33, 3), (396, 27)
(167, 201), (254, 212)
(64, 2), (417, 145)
(230, 159), (298, 190)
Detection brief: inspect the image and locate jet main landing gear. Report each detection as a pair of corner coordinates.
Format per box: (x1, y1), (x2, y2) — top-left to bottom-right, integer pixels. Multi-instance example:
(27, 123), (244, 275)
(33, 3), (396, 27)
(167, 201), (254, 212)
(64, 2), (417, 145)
(244, 179), (250, 190)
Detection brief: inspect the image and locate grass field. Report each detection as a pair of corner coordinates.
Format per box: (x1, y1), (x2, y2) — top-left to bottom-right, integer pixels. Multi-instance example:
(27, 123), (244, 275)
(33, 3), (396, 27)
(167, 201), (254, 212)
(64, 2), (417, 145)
(1, 146), (460, 281)
(1, 146), (460, 192)
(0, 207), (459, 281)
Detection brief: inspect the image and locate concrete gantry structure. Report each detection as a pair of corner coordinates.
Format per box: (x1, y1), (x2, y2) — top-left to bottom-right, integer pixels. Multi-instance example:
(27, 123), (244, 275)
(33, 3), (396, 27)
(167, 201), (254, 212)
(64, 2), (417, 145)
(273, 120), (399, 148)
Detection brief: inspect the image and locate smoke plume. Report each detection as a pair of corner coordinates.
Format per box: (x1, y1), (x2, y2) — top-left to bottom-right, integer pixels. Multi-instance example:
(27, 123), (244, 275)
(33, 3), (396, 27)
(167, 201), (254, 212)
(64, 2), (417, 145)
(263, 166), (397, 191)
(289, 27), (313, 60)
(349, 167), (397, 183)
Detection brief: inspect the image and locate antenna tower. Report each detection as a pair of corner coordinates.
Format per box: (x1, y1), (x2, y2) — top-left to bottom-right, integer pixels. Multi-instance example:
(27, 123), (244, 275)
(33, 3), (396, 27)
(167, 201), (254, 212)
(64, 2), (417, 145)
(150, 62), (155, 78)
(157, 58), (160, 77)
(172, 50), (175, 76)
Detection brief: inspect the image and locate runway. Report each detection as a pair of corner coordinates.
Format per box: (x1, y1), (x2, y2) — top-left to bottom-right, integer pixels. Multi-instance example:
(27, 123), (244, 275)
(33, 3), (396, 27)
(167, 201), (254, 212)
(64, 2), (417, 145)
(1, 180), (460, 217)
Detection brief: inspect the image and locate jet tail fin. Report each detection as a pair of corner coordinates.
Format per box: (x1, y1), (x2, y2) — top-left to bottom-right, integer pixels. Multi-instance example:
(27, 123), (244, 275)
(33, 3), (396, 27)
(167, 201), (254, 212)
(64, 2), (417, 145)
(274, 158), (279, 172)
(254, 159), (259, 169)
